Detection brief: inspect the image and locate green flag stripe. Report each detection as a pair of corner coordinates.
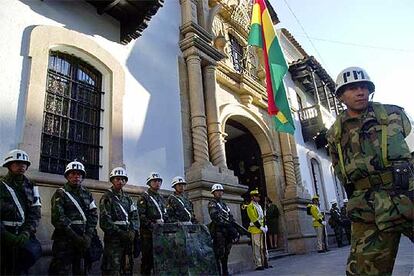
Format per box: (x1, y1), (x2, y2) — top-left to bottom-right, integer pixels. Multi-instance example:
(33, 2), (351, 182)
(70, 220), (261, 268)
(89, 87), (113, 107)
(248, 23), (263, 48)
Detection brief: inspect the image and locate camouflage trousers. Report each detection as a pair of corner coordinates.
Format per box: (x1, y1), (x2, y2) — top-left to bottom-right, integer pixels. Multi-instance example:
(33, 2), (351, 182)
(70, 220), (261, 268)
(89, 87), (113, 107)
(140, 231), (153, 276)
(333, 225), (343, 247)
(101, 237), (133, 276)
(49, 239), (86, 275)
(1, 241), (21, 275)
(212, 231), (232, 275)
(346, 222), (413, 276)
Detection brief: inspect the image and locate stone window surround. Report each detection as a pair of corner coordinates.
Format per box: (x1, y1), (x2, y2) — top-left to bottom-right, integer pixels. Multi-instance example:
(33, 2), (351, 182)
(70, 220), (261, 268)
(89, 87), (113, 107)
(306, 152), (328, 210)
(21, 25), (124, 182)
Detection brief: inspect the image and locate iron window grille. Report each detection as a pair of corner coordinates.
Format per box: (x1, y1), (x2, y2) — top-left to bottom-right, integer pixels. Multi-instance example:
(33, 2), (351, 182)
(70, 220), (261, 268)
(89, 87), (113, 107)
(40, 51), (103, 179)
(229, 35), (245, 73)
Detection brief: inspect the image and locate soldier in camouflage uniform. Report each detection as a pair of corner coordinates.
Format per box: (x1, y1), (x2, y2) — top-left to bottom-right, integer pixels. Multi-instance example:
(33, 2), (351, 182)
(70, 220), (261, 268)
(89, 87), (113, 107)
(208, 184), (239, 276)
(100, 167), (139, 275)
(328, 201), (343, 247)
(166, 176), (198, 224)
(327, 66), (413, 275)
(0, 149), (42, 274)
(137, 172), (168, 275)
(49, 161), (99, 275)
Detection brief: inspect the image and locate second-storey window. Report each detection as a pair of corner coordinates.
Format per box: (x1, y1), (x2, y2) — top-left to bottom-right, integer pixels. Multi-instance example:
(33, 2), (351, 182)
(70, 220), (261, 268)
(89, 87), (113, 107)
(229, 35), (244, 73)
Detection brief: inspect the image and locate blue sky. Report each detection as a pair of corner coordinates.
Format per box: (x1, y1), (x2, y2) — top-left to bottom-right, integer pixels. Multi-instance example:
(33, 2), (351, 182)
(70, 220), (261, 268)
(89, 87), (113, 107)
(271, 0), (414, 117)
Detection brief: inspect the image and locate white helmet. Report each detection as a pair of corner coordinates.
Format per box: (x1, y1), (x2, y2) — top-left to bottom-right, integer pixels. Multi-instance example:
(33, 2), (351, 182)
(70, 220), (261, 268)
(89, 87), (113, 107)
(2, 149), (31, 167)
(171, 176), (186, 188)
(211, 183), (224, 193)
(335, 66), (375, 97)
(343, 198), (348, 203)
(109, 167), (128, 182)
(64, 161), (86, 177)
(146, 172), (162, 185)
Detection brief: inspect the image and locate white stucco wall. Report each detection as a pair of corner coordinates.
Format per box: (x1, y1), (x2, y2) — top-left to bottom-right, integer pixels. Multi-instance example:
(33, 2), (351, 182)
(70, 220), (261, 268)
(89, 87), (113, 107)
(0, 0), (183, 187)
(285, 73), (343, 210)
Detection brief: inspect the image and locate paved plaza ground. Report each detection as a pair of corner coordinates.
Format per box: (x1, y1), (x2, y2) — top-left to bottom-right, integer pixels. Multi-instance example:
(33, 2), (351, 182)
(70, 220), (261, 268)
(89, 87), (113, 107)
(241, 237), (414, 276)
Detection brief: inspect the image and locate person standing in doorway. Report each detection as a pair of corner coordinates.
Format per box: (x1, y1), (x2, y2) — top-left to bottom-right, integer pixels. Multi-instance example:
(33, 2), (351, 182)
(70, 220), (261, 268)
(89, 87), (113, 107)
(265, 197), (279, 249)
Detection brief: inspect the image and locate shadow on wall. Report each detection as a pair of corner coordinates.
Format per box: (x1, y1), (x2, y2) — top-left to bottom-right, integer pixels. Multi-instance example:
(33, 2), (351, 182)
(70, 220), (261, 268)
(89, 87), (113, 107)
(124, 1), (183, 183)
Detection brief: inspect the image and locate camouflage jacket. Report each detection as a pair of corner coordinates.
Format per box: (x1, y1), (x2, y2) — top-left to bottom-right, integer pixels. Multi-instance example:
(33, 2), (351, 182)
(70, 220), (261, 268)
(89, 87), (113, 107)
(166, 192), (197, 223)
(0, 172), (41, 236)
(137, 188), (167, 230)
(51, 182), (98, 238)
(99, 187), (139, 236)
(327, 102), (413, 230)
(208, 198), (235, 228)
(326, 102), (412, 185)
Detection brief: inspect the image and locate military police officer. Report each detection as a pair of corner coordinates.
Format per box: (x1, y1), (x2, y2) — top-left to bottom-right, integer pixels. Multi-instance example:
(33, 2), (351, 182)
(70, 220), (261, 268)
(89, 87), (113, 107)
(100, 167), (139, 275)
(166, 176), (198, 224)
(0, 149), (42, 274)
(137, 172), (168, 275)
(326, 66), (414, 275)
(246, 189), (268, 270)
(307, 195), (327, 253)
(49, 161), (98, 275)
(208, 184), (238, 276)
(328, 201), (343, 247)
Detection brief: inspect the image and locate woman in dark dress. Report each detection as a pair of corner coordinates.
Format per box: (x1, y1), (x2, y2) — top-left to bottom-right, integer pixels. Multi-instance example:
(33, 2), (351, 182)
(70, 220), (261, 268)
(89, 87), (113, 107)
(265, 197), (279, 249)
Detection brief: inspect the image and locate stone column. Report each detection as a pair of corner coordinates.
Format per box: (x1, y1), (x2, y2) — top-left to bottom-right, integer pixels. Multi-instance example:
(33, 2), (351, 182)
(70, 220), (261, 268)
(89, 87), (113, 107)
(279, 133), (312, 254)
(279, 133), (297, 198)
(186, 55), (210, 165)
(180, 0), (198, 27)
(203, 64), (226, 168)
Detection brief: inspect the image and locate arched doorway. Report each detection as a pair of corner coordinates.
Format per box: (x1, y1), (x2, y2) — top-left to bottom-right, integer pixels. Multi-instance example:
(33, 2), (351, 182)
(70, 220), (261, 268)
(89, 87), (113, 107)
(224, 118), (266, 228)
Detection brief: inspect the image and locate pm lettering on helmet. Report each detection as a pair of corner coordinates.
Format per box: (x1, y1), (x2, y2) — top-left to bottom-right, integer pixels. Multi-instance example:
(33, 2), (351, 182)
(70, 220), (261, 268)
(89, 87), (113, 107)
(16, 152), (29, 161)
(343, 70), (365, 84)
(115, 170), (122, 175)
(152, 173), (160, 178)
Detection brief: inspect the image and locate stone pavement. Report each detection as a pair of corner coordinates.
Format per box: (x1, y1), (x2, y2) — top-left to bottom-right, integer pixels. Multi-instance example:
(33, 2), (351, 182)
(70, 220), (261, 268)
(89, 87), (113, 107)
(240, 236), (414, 276)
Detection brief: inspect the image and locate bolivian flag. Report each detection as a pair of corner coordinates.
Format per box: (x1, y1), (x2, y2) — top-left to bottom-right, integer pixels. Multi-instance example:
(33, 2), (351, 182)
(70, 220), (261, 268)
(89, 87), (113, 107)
(248, 0), (295, 134)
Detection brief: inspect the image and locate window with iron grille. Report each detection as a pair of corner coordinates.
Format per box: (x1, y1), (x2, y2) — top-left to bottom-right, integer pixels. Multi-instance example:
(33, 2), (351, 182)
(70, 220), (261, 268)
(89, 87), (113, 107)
(40, 51), (103, 179)
(229, 35), (245, 73)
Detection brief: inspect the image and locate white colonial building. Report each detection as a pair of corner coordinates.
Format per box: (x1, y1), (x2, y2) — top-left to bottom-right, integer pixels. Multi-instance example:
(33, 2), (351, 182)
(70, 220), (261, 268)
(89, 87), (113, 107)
(0, 0), (346, 273)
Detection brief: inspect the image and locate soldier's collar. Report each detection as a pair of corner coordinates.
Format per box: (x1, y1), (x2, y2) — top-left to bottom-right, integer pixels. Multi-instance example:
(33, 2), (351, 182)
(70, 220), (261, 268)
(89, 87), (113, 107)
(65, 182), (82, 192)
(111, 186), (123, 196)
(342, 105), (371, 123)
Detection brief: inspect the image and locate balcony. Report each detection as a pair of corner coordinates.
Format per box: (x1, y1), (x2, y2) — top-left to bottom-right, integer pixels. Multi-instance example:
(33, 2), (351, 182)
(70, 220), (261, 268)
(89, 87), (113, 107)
(298, 104), (335, 143)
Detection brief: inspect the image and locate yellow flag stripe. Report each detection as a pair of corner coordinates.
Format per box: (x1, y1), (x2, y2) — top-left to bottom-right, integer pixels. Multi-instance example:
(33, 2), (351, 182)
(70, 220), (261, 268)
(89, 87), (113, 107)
(261, 7), (276, 54)
(251, 3), (262, 25)
(276, 111), (288, 124)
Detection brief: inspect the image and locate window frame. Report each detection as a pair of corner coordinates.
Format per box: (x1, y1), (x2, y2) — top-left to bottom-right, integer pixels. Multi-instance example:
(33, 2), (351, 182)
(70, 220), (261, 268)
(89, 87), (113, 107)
(21, 25), (124, 181)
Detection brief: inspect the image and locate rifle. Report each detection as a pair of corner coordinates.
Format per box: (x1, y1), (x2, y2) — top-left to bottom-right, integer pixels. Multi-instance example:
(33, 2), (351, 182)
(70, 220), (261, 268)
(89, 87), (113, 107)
(217, 212), (249, 236)
(262, 203), (269, 268)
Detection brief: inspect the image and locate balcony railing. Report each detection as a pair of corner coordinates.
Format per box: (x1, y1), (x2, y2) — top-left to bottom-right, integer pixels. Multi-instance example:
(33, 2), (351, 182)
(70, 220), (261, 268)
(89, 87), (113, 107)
(298, 104), (335, 142)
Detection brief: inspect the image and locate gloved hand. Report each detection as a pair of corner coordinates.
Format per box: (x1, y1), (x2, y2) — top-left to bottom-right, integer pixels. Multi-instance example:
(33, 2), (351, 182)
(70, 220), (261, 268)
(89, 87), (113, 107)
(322, 221), (327, 226)
(2, 231), (29, 247)
(264, 225), (268, 232)
(260, 226), (267, 233)
(15, 231), (30, 247)
(156, 219), (164, 224)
